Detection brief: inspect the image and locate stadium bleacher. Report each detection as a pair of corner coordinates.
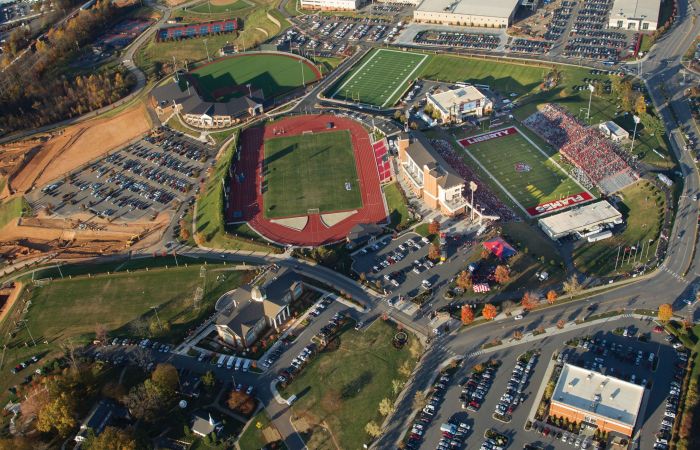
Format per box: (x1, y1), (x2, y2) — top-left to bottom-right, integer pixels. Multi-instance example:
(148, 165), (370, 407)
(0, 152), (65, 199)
(372, 139), (392, 183)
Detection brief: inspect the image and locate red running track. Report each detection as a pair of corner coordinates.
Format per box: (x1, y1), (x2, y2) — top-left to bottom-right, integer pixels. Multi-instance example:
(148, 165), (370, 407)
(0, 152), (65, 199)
(227, 114), (387, 246)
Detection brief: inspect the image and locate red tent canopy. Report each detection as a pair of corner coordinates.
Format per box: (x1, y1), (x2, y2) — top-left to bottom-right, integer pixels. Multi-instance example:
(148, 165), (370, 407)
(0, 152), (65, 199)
(483, 237), (517, 259)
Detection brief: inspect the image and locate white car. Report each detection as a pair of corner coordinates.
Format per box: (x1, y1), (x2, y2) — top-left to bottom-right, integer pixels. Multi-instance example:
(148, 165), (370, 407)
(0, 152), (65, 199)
(514, 314), (523, 320)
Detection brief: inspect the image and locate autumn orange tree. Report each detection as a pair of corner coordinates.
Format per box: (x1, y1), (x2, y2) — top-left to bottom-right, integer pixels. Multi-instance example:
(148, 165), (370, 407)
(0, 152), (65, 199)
(428, 219), (440, 235)
(227, 390), (256, 416)
(456, 270), (473, 291)
(461, 306), (474, 325)
(658, 303), (673, 322)
(521, 292), (538, 311)
(494, 265), (510, 284)
(482, 303), (497, 320)
(546, 290), (558, 305)
(428, 243), (441, 260)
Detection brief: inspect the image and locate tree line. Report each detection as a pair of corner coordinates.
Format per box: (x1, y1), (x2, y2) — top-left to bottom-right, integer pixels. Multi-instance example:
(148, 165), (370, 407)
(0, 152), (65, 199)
(0, 0), (136, 135)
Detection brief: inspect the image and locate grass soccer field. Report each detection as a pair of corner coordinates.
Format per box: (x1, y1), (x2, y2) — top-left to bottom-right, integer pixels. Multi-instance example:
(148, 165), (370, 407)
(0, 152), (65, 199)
(329, 48), (429, 107)
(262, 130), (362, 218)
(460, 128), (590, 215)
(190, 54), (320, 100)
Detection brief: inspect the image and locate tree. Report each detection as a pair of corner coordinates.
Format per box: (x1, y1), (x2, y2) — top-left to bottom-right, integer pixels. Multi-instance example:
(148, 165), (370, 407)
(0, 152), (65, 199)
(391, 379), (404, 395)
(36, 393), (76, 437)
(494, 265), (510, 284)
(227, 390), (256, 416)
(428, 219), (440, 235)
(513, 330), (523, 340)
(521, 292), (538, 311)
(428, 243), (441, 260)
(563, 275), (582, 298)
(482, 303), (497, 320)
(194, 232), (205, 246)
(501, 300), (517, 314)
(123, 384), (162, 423)
(201, 371), (215, 389)
(634, 95), (647, 115)
(461, 305), (474, 325)
(480, 249), (490, 260)
(556, 319), (566, 329)
(378, 398), (394, 416)
(658, 303), (673, 322)
(546, 290), (558, 305)
(84, 426), (137, 450)
(179, 227), (191, 241)
(365, 421), (382, 437)
(94, 323), (108, 344)
(412, 391), (428, 410)
(151, 364), (179, 397)
(20, 384), (50, 420)
(456, 270), (472, 291)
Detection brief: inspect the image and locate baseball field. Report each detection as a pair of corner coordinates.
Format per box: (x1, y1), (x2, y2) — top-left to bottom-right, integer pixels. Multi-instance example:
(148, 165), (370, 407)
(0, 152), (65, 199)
(191, 53), (321, 101)
(458, 127), (591, 216)
(328, 48), (429, 108)
(262, 130), (362, 218)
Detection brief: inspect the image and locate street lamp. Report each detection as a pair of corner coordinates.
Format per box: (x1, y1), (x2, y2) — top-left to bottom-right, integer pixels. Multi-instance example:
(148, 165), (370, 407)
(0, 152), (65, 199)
(299, 59), (305, 87)
(469, 181), (477, 222)
(630, 115), (640, 153)
(586, 84), (594, 122)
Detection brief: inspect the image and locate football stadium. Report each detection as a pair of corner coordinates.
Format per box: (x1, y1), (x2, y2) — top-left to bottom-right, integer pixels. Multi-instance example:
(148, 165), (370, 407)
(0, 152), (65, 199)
(327, 48), (429, 108)
(458, 127), (594, 217)
(227, 114), (388, 246)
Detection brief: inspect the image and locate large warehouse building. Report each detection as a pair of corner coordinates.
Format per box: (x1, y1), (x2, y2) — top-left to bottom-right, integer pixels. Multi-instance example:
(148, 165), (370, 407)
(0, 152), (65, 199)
(413, 0), (520, 28)
(549, 364), (645, 437)
(608, 0), (661, 30)
(538, 200), (622, 240)
(299, 0), (361, 10)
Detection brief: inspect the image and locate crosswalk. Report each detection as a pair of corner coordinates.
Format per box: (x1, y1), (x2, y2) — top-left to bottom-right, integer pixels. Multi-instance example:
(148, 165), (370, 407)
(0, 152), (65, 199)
(465, 350), (484, 359)
(660, 265), (687, 283)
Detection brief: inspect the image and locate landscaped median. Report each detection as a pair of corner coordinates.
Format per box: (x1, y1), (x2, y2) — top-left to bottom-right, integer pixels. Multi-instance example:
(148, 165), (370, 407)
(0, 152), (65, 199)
(278, 318), (423, 448)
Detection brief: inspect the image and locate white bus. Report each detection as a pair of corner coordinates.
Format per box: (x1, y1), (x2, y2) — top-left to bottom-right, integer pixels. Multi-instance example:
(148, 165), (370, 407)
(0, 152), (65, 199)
(226, 355), (235, 370)
(242, 359), (251, 372)
(216, 354), (226, 368)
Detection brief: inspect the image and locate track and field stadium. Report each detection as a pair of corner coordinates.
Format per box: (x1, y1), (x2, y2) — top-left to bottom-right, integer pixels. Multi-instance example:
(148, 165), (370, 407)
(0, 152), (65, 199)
(188, 53), (321, 101)
(327, 48), (429, 108)
(227, 115), (388, 246)
(458, 127), (594, 217)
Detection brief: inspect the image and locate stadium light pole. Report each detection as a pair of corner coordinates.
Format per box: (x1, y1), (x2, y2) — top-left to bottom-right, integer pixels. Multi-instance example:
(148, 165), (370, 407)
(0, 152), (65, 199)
(150, 306), (163, 331)
(586, 84), (594, 122)
(630, 115), (640, 153)
(204, 39), (211, 62)
(20, 320), (36, 347)
(299, 59), (305, 87)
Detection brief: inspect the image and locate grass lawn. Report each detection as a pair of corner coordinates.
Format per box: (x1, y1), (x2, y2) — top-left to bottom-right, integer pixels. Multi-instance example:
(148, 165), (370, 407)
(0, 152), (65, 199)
(281, 319), (422, 450)
(262, 130), (362, 218)
(166, 115), (200, 137)
(572, 180), (665, 276)
(328, 48), (429, 107)
(383, 182), (410, 229)
(191, 54), (319, 100)
(0, 196), (28, 229)
(189, 0), (251, 14)
(459, 128), (589, 215)
(238, 409), (285, 449)
(195, 138), (280, 252)
(420, 54), (549, 95)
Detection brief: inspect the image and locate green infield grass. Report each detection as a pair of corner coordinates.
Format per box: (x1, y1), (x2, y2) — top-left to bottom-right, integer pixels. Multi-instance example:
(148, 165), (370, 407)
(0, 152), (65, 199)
(191, 54), (319, 101)
(459, 127), (590, 214)
(328, 48), (428, 107)
(263, 130), (362, 218)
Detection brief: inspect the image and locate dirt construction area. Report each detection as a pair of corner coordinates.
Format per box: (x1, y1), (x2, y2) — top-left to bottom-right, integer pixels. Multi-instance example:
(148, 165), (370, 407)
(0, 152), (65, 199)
(1, 103), (151, 198)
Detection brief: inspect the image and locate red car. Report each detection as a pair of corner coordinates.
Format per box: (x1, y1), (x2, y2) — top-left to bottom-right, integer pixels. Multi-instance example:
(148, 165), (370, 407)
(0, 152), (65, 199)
(653, 326), (664, 333)
(543, 427), (551, 437)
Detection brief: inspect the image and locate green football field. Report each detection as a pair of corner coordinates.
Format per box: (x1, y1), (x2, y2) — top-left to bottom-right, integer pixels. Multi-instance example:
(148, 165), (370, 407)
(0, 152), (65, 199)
(328, 48), (429, 108)
(190, 54), (319, 100)
(262, 130), (362, 218)
(460, 128), (590, 214)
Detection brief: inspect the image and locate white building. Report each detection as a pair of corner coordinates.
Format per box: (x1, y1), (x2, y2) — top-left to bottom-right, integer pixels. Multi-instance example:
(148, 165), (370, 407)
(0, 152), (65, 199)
(427, 85), (493, 123)
(538, 200), (623, 240)
(598, 121), (630, 142)
(608, 0), (661, 31)
(413, 0), (520, 28)
(300, 0), (361, 10)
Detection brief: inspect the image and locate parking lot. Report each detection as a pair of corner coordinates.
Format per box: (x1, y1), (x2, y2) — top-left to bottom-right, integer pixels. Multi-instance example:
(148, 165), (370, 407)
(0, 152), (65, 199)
(28, 128), (215, 221)
(411, 317), (686, 450)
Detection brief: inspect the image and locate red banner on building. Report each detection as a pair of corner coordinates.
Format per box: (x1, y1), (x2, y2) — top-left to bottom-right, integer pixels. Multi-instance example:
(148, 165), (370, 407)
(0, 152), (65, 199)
(526, 192), (594, 217)
(458, 127), (517, 147)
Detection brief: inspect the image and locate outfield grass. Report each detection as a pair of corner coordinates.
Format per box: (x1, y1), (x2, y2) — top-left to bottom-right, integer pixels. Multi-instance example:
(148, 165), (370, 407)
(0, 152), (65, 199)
(460, 128), (589, 214)
(263, 130), (362, 218)
(192, 54), (319, 100)
(383, 182), (411, 230)
(281, 320), (422, 449)
(189, 0), (250, 14)
(0, 196), (29, 229)
(328, 48), (429, 107)
(572, 180), (665, 276)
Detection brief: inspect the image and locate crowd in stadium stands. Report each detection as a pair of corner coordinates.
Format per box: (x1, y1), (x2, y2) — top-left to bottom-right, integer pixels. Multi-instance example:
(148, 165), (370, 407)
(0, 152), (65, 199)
(523, 104), (637, 189)
(430, 139), (516, 221)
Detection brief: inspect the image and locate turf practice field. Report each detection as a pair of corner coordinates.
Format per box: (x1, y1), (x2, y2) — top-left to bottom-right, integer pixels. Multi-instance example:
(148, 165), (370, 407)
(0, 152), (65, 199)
(328, 49), (428, 108)
(263, 130), (362, 218)
(190, 54), (320, 101)
(458, 127), (592, 216)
